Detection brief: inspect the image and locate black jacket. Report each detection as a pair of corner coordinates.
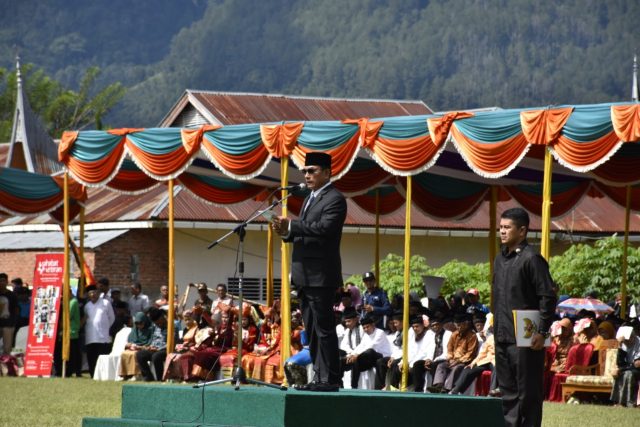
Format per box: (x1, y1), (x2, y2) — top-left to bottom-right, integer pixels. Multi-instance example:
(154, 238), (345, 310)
(492, 241), (557, 344)
(286, 184), (347, 289)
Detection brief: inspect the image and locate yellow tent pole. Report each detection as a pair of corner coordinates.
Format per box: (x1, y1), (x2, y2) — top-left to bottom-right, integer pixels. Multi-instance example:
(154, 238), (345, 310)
(540, 149), (553, 260)
(375, 188), (381, 281)
(621, 185), (631, 320)
(489, 186), (498, 311)
(166, 179), (176, 354)
(266, 196), (274, 307)
(78, 206), (86, 298)
(280, 159), (292, 378)
(400, 176), (412, 391)
(62, 172), (71, 377)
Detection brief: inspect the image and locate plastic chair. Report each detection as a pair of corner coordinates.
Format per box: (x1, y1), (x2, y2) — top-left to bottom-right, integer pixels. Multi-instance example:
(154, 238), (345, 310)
(548, 343), (594, 402)
(93, 327), (131, 381)
(343, 367), (376, 389)
(12, 326), (28, 354)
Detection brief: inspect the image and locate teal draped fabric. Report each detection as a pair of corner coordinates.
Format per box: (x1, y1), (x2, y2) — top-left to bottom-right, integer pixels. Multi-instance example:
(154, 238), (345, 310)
(203, 124), (263, 155)
(126, 128), (184, 155)
(377, 115), (430, 140)
(69, 131), (122, 162)
(186, 173), (259, 190)
(413, 173), (488, 199)
(454, 109), (524, 143)
(0, 168), (60, 199)
(297, 121), (358, 150)
(561, 104), (616, 142)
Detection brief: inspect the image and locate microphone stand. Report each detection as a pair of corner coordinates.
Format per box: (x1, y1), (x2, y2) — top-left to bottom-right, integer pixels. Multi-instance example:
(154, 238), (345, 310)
(195, 193), (296, 391)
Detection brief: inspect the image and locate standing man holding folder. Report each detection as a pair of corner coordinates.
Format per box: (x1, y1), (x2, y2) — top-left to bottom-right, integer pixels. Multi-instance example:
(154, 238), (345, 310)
(493, 208), (557, 427)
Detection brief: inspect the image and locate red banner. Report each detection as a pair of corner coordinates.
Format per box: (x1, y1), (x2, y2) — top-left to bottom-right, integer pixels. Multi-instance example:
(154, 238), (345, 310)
(24, 253), (65, 377)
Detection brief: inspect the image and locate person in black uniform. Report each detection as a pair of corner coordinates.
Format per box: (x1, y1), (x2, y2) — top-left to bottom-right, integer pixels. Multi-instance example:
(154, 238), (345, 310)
(493, 208), (556, 427)
(272, 152), (347, 392)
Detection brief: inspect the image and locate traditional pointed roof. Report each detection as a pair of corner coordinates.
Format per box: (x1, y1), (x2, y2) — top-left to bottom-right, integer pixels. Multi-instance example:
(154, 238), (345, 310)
(6, 55), (61, 175)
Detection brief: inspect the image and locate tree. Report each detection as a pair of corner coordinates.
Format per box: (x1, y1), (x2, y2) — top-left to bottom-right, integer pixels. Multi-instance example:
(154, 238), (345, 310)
(0, 64), (125, 141)
(549, 236), (640, 303)
(349, 253), (491, 304)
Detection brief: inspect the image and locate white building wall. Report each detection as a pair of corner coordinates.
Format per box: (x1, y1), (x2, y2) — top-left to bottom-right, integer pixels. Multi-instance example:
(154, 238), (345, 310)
(173, 227), (493, 288)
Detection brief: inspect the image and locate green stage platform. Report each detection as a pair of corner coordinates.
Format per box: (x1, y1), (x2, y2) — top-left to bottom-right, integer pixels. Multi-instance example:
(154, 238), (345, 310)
(83, 384), (504, 427)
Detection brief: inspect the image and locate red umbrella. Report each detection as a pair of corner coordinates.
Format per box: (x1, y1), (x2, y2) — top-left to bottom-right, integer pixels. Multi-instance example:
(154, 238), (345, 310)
(556, 297), (614, 317)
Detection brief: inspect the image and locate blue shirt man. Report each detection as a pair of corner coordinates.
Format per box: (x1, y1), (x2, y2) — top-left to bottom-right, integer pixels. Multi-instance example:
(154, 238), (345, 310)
(360, 271), (392, 329)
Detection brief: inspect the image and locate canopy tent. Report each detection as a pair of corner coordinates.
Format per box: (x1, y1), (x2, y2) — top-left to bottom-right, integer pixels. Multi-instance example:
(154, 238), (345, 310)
(52, 101), (640, 388)
(0, 167), (86, 220)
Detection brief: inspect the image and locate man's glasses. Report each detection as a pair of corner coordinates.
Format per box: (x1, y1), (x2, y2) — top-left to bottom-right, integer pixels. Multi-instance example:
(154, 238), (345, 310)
(303, 168), (320, 175)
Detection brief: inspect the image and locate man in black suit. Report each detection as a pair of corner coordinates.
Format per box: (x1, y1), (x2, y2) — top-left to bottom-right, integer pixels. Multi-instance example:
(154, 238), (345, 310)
(272, 152), (347, 392)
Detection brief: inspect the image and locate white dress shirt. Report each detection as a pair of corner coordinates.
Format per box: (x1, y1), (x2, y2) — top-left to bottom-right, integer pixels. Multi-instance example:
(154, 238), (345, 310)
(424, 329), (452, 362)
(84, 298), (115, 344)
(350, 327), (392, 357)
(340, 325), (364, 353)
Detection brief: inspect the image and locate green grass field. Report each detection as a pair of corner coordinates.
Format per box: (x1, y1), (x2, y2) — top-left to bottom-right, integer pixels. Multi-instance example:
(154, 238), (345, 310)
(0, 377), (637, 427)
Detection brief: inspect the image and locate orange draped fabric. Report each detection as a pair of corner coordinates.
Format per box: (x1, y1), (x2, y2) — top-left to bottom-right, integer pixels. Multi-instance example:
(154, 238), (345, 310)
(202, 141), (271, 177)
(450, 126), (530, 174)
(66, 143), (126, 184)
(553, 132), (621, 168)
(260, 123), (303, 158)
(177, 174), (267, 204)
(125, 142), (193, 178)
(181, 125), (221, 156)
(290, 129), (361, 178)
(427, 112), (475, 148)
(520, 107), (573, 145)
(107, 128), (146, 136)
(58, 131), (79, 162)
(367, 135), (439, 173)
(611, 105), (640, 143)
(52, 176), (87, 202)
(0, 192), (62, 214)
(342, 119), (384, 149)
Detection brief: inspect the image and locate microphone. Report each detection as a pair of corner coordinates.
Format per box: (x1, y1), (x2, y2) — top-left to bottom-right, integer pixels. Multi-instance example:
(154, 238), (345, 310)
(277, 183), (307, 191)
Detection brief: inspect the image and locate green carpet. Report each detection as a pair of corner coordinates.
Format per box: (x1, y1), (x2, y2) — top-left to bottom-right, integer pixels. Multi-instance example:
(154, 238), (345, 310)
(83, 384), (504, 427)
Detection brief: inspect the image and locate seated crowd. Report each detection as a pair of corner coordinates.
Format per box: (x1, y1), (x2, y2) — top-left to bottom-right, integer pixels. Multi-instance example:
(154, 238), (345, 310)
(2, 271), (638, 407)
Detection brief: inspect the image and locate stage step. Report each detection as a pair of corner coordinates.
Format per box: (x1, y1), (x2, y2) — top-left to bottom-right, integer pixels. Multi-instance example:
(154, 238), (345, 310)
(83, 419), (239, 427)
(83, 383), (504, 427)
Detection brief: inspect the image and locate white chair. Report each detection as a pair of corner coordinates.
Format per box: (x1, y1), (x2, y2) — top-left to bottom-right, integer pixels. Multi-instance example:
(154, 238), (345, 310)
(342, 367), (376, 389)
(12, 326), (28, 354)
(93, 327), (131, 381)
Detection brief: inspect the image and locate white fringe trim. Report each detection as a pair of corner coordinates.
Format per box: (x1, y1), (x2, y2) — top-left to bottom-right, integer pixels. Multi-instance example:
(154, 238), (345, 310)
(64, 151), (128, 188)
(331, 145), (361, 183)
(363, 137), (448, 177)
(550, 140), (624, 174)
(105, 181), (162, 195)
(449, 134), (532, 179)
(125, 145), (197, 182)
(200, 142), (273, 181)
(0, 200), (64, 218)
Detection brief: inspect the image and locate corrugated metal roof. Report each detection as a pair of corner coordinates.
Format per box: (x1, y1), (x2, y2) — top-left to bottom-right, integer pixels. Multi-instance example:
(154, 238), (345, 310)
(0, 229), (128, 250)
(163, 91), (432, 126)
(0, 178), (637, 236)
